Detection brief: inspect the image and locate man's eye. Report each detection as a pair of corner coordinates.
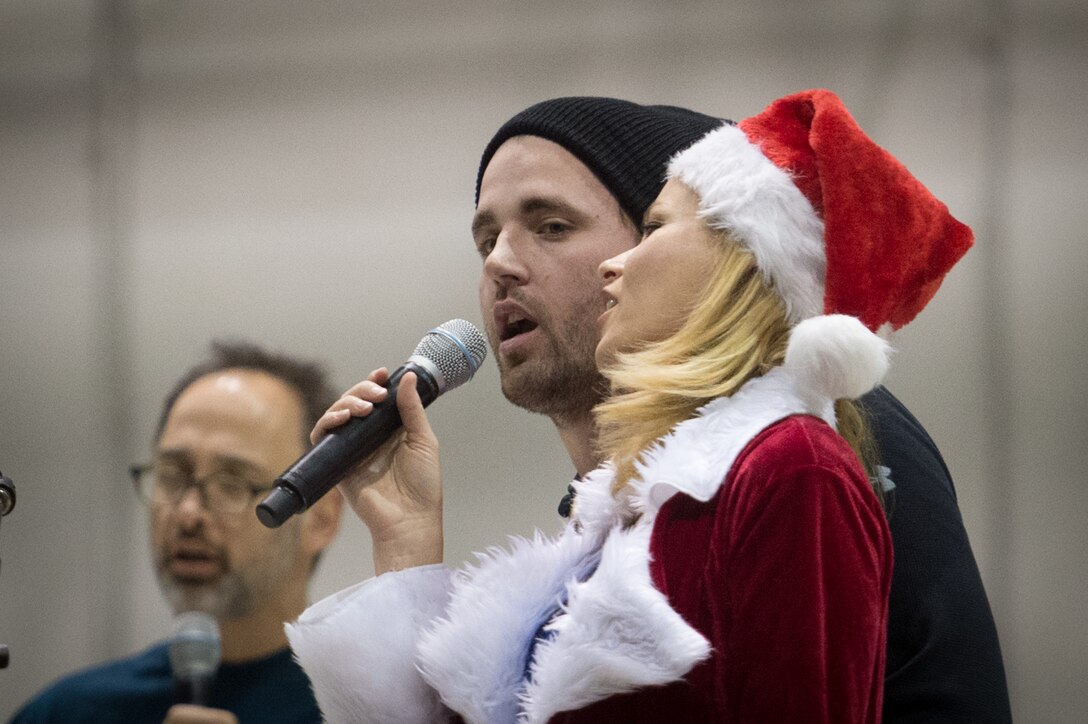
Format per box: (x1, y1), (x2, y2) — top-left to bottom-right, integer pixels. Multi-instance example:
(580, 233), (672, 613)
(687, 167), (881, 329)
(475, 237), (496, 257)
(155, 471), (189, 491)
(153, 465), (187, 482)
(641, 221), (662, 239)
(210, 476), (255, 498)
(538, 221), (569, 238)
(217, 484), (251, 501)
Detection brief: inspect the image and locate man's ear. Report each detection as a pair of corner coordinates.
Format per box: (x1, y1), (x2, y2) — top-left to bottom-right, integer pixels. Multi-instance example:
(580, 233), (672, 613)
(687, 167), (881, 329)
(300, 491), (343, 559)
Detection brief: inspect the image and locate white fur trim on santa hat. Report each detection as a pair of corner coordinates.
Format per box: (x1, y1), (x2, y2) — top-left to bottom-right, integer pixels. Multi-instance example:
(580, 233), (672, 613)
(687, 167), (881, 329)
(784, 314), (891, 402)
(668, 123), (826, 323)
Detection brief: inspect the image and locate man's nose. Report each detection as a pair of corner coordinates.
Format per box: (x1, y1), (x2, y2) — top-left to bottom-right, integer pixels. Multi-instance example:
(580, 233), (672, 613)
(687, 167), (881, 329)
(174, 485), (209, 527)
(482, 230), (528, 288)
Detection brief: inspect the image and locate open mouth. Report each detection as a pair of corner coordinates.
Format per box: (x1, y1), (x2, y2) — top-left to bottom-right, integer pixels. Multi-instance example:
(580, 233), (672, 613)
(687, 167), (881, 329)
(174, 550), (213, 564)
(168, 545), (221, 580)
(495, 302), (539, 343)
(500, 312), (538, 341)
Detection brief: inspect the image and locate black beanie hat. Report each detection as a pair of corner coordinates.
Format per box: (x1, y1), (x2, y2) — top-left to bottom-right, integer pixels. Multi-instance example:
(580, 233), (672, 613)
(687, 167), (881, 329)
(475, 96), (726, 225)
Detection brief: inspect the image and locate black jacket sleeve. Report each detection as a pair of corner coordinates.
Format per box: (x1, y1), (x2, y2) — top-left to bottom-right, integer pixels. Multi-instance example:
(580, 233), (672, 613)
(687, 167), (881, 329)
(861, 386), (1011, 723)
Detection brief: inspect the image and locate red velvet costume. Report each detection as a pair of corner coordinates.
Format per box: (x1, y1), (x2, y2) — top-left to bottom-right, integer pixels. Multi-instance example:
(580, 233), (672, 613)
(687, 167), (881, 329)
(556, 415), (892, 723)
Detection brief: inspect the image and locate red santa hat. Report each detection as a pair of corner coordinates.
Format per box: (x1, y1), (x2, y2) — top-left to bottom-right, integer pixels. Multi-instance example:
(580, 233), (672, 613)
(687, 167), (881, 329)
(667, 88), (973, 401)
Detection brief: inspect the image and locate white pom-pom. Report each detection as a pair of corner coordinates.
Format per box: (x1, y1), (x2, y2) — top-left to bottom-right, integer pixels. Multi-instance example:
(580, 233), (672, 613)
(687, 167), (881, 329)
(784, 315), (892, 401)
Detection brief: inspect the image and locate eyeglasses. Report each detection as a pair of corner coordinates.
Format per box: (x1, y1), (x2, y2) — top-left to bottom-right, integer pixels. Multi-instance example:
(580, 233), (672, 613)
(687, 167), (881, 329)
(130, 464), (273, 516)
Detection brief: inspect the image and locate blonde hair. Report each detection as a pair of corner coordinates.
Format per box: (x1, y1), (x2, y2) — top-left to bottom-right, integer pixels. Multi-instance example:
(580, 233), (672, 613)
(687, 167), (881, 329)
(594, 230), (879, 497)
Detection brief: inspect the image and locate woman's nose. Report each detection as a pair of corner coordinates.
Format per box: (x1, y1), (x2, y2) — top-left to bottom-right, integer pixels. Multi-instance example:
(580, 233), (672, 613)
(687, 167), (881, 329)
(599, 252), (626, 281)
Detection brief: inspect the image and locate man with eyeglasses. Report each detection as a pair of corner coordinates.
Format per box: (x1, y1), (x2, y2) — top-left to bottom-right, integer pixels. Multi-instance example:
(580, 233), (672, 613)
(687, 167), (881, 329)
(12, 341), (342, 724)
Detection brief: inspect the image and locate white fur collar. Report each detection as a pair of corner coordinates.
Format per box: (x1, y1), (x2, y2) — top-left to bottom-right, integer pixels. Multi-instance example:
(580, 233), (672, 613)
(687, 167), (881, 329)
(417, 516), (711, 724)
(574, 367), (830, 523)
(417, 528), (603, 723)
(521, 517), (711, 722)
(418, 368), (827, 723)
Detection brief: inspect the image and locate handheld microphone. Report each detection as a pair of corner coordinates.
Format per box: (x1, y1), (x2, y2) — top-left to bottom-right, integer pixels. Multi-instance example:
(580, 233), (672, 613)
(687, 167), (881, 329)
(256, 319), (487, 529)
(168, 611), (221, 706)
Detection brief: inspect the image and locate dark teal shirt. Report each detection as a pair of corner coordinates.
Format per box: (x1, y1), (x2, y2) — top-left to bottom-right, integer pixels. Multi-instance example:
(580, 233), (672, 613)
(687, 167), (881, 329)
(10, 643), (320, 723)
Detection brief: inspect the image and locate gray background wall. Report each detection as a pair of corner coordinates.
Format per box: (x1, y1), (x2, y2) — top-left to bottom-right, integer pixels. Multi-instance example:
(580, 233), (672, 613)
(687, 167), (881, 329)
(1, 0), (1085, 720)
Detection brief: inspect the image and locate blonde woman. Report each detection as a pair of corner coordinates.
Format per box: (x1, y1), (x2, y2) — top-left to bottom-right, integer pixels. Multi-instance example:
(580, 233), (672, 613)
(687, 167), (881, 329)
(289, 89), (971, 723)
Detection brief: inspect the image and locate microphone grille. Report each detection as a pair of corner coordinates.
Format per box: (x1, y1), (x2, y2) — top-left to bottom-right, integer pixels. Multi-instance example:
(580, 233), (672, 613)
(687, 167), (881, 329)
(168, 611), (221, 680)
(411, 319), (488, 392)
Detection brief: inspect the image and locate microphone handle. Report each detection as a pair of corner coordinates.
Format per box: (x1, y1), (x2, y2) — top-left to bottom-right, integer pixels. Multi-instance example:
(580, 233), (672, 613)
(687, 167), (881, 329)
(174, 674), (214, 707)
(257, 363), (440, 527)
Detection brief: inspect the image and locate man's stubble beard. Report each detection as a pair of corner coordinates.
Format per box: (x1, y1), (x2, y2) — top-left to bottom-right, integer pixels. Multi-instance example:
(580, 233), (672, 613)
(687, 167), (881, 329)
(155, 524), (301, 620)
(495, 315), (607, 424)
(157, 566), (254, 620)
